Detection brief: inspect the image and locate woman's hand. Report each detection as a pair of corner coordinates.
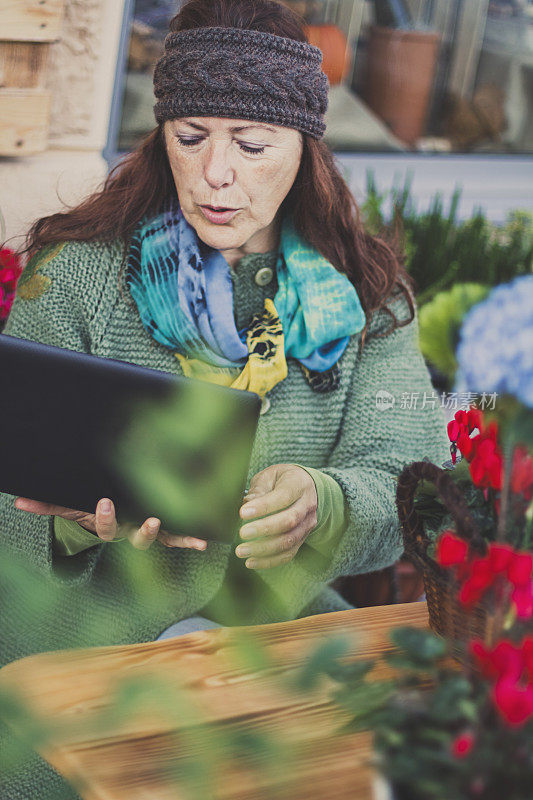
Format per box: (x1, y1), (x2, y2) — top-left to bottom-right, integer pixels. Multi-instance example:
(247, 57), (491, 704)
(13, 497), (207, 552)
(235, 464), (318, 569)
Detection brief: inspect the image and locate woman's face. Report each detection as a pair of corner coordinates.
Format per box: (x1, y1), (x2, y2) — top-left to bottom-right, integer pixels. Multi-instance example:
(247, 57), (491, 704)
(163, 117), (303, 266)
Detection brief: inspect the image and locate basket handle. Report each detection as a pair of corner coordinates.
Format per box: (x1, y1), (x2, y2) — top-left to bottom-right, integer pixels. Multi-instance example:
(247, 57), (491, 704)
(395, 460), (487, 562)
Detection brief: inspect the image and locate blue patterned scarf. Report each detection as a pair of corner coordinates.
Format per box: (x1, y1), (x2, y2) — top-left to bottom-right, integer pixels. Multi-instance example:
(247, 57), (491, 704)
(127, 197), (366, 395)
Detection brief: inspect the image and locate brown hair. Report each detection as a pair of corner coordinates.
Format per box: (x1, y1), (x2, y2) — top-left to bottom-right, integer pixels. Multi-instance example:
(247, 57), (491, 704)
(14, 0), (414, 339)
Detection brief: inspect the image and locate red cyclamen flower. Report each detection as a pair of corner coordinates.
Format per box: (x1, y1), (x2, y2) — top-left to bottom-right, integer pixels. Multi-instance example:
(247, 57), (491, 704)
(447, 407), (484, 465)
(0, 248), (23, 321)
(468, 422), (503, 490)
(470, 636), (533, 727)
(436, 533), (533, 620)
(510, 446), (533, 501)
(435, 530), (469, 567)
(451, 732), (475, 758)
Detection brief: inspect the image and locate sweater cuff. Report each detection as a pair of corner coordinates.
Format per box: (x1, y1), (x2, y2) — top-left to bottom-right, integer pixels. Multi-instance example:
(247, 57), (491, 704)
(291, 464), (349, 560)
(53, 516), (126, 556)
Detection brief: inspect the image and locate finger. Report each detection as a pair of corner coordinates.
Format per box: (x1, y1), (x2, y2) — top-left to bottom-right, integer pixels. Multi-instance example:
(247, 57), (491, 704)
(127, 518), (162, 550)
(236, 523), (308, 560)
(94, 498), (118, 542)
(239, 498), (311, 540)
(244, 546), (300, 570)
(157, 533), (207, 551)
(240, 480), (301, 522)
(243, 468), (277, 504)
(14, 497), (78, 517)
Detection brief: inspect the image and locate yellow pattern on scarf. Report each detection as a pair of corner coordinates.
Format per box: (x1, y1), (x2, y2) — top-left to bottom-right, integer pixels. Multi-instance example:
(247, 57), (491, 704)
(176, 298), (287, 397)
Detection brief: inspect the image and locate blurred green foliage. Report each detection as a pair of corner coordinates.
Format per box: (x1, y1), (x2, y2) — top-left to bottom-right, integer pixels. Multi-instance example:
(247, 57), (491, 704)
(360, 169), (532, 392)
(417, 284), (490, 383)
(0, 537), (343, 799)
(296, 624), (533, 800)
(360, 169), (533, 307)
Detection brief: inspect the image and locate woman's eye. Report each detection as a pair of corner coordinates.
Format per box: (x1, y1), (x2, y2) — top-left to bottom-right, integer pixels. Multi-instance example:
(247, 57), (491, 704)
(176, 136), (265, 155)
(239, 143), (266, 155)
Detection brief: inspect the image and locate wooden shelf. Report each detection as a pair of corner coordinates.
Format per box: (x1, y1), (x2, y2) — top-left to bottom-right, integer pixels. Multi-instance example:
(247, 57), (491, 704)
(0, 41), (51, 89)
(0, 89), (51, 155)
(0, 0), (66, 43)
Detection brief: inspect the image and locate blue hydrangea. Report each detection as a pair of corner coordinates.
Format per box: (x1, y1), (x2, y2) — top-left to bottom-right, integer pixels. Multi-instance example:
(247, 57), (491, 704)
(453, 275), (533, 408)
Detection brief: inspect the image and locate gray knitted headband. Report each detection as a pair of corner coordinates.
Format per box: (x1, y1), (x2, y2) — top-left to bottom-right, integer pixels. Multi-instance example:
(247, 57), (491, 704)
(153, 26), (329, 139)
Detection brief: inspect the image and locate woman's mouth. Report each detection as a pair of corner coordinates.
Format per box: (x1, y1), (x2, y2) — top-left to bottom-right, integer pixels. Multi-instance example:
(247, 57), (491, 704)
(200, 205), (240, 224)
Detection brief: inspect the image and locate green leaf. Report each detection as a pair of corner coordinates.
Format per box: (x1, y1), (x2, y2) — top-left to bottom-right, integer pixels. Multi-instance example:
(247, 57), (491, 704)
(324, 658), (375, 684)
(331, 680), (395, 718)
(290, 636), (350, 692)
(429, 676), (472, 723)
(390, 628), (447, 663)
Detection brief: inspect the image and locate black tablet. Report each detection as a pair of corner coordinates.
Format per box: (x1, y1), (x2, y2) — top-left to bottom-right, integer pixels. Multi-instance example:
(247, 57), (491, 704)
(0, 334), (260, 542)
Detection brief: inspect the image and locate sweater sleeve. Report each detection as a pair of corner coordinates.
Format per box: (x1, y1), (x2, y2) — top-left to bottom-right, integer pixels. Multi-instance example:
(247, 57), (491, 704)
(291, 465), (349, 558)
(295, 289), (452, 584)
(0, 242), (110, 586)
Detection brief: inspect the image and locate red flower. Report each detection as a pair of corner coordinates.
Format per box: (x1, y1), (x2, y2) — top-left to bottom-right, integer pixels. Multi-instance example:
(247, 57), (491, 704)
(0, 247), (21, 271)
(451, 732), (475, 758)
(488, 543), (514, 573)
(471, 637), (533, 727)
(0, 267), (20, 291)
(512, 581), (533, 619)
(447, 408), (485, 464)
(436, 533), (533, 619)
(467, 408), (484, 434)
(469, 425), (503, 490)
(487, 641), (524, 681)
(0, 248), (23, 322)
(470, 640), (500, 680)
(508, 552), (533, 587)
(436, 531), (469, 567)
(511, 446), (533, 501)
(493, 676), (533, 727)
(457, 429), (475, 460)
(458, 556), (494, 607)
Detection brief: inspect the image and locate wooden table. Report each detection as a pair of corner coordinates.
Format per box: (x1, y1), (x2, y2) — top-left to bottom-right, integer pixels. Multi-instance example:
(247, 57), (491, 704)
(0, 602), (430, 800)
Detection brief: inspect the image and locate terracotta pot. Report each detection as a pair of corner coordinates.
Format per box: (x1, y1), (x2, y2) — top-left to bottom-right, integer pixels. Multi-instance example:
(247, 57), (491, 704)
(304, 23), (351, 85)
(364, 25), (441, 147)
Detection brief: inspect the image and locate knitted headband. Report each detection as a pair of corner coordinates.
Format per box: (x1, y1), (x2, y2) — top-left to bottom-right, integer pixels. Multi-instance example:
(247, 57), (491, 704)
(153, 26), (329, 139)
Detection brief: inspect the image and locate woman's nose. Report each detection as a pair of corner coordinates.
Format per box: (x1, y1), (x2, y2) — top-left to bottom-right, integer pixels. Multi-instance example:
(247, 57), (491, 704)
(203, 140), (235, 186)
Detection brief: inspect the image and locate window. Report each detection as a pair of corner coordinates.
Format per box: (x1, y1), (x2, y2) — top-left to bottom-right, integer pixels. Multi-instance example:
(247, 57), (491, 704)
(115, 0), (533, 155)
(107, 0), (533, 222)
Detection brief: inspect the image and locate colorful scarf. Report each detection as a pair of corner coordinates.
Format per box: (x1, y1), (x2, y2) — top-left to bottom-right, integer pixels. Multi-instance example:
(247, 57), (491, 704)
(127, 198), (366, 397)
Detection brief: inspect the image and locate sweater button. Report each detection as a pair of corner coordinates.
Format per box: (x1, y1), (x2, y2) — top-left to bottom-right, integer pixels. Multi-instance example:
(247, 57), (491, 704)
(254, 266), (274, 287)
(260, 396), (271, 415)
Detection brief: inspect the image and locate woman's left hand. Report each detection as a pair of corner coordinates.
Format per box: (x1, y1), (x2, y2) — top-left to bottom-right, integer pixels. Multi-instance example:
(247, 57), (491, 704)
(235, 464), (318, 569)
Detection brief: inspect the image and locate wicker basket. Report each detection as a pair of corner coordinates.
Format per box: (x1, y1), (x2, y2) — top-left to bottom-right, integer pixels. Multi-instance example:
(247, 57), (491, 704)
(395, 461), (496, 656)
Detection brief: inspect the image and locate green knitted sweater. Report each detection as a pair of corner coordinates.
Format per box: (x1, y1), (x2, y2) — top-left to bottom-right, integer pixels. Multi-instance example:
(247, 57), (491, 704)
(0, 237), (450, 799)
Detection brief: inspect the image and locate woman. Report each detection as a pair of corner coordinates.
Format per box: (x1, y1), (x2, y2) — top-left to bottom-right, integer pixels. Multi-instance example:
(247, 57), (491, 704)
(0, 1), (450, 796)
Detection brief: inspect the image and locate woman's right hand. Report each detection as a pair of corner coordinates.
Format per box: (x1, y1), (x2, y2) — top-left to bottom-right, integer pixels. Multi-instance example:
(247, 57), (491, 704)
(13, 496), (208, 552)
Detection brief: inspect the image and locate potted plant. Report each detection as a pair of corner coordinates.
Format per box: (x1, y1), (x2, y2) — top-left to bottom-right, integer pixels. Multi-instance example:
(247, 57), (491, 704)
(335, 597), (533, 799)
(364, 2), (440, 147)
(288, 523), (532, 798)
(395, 275), (533, 654)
